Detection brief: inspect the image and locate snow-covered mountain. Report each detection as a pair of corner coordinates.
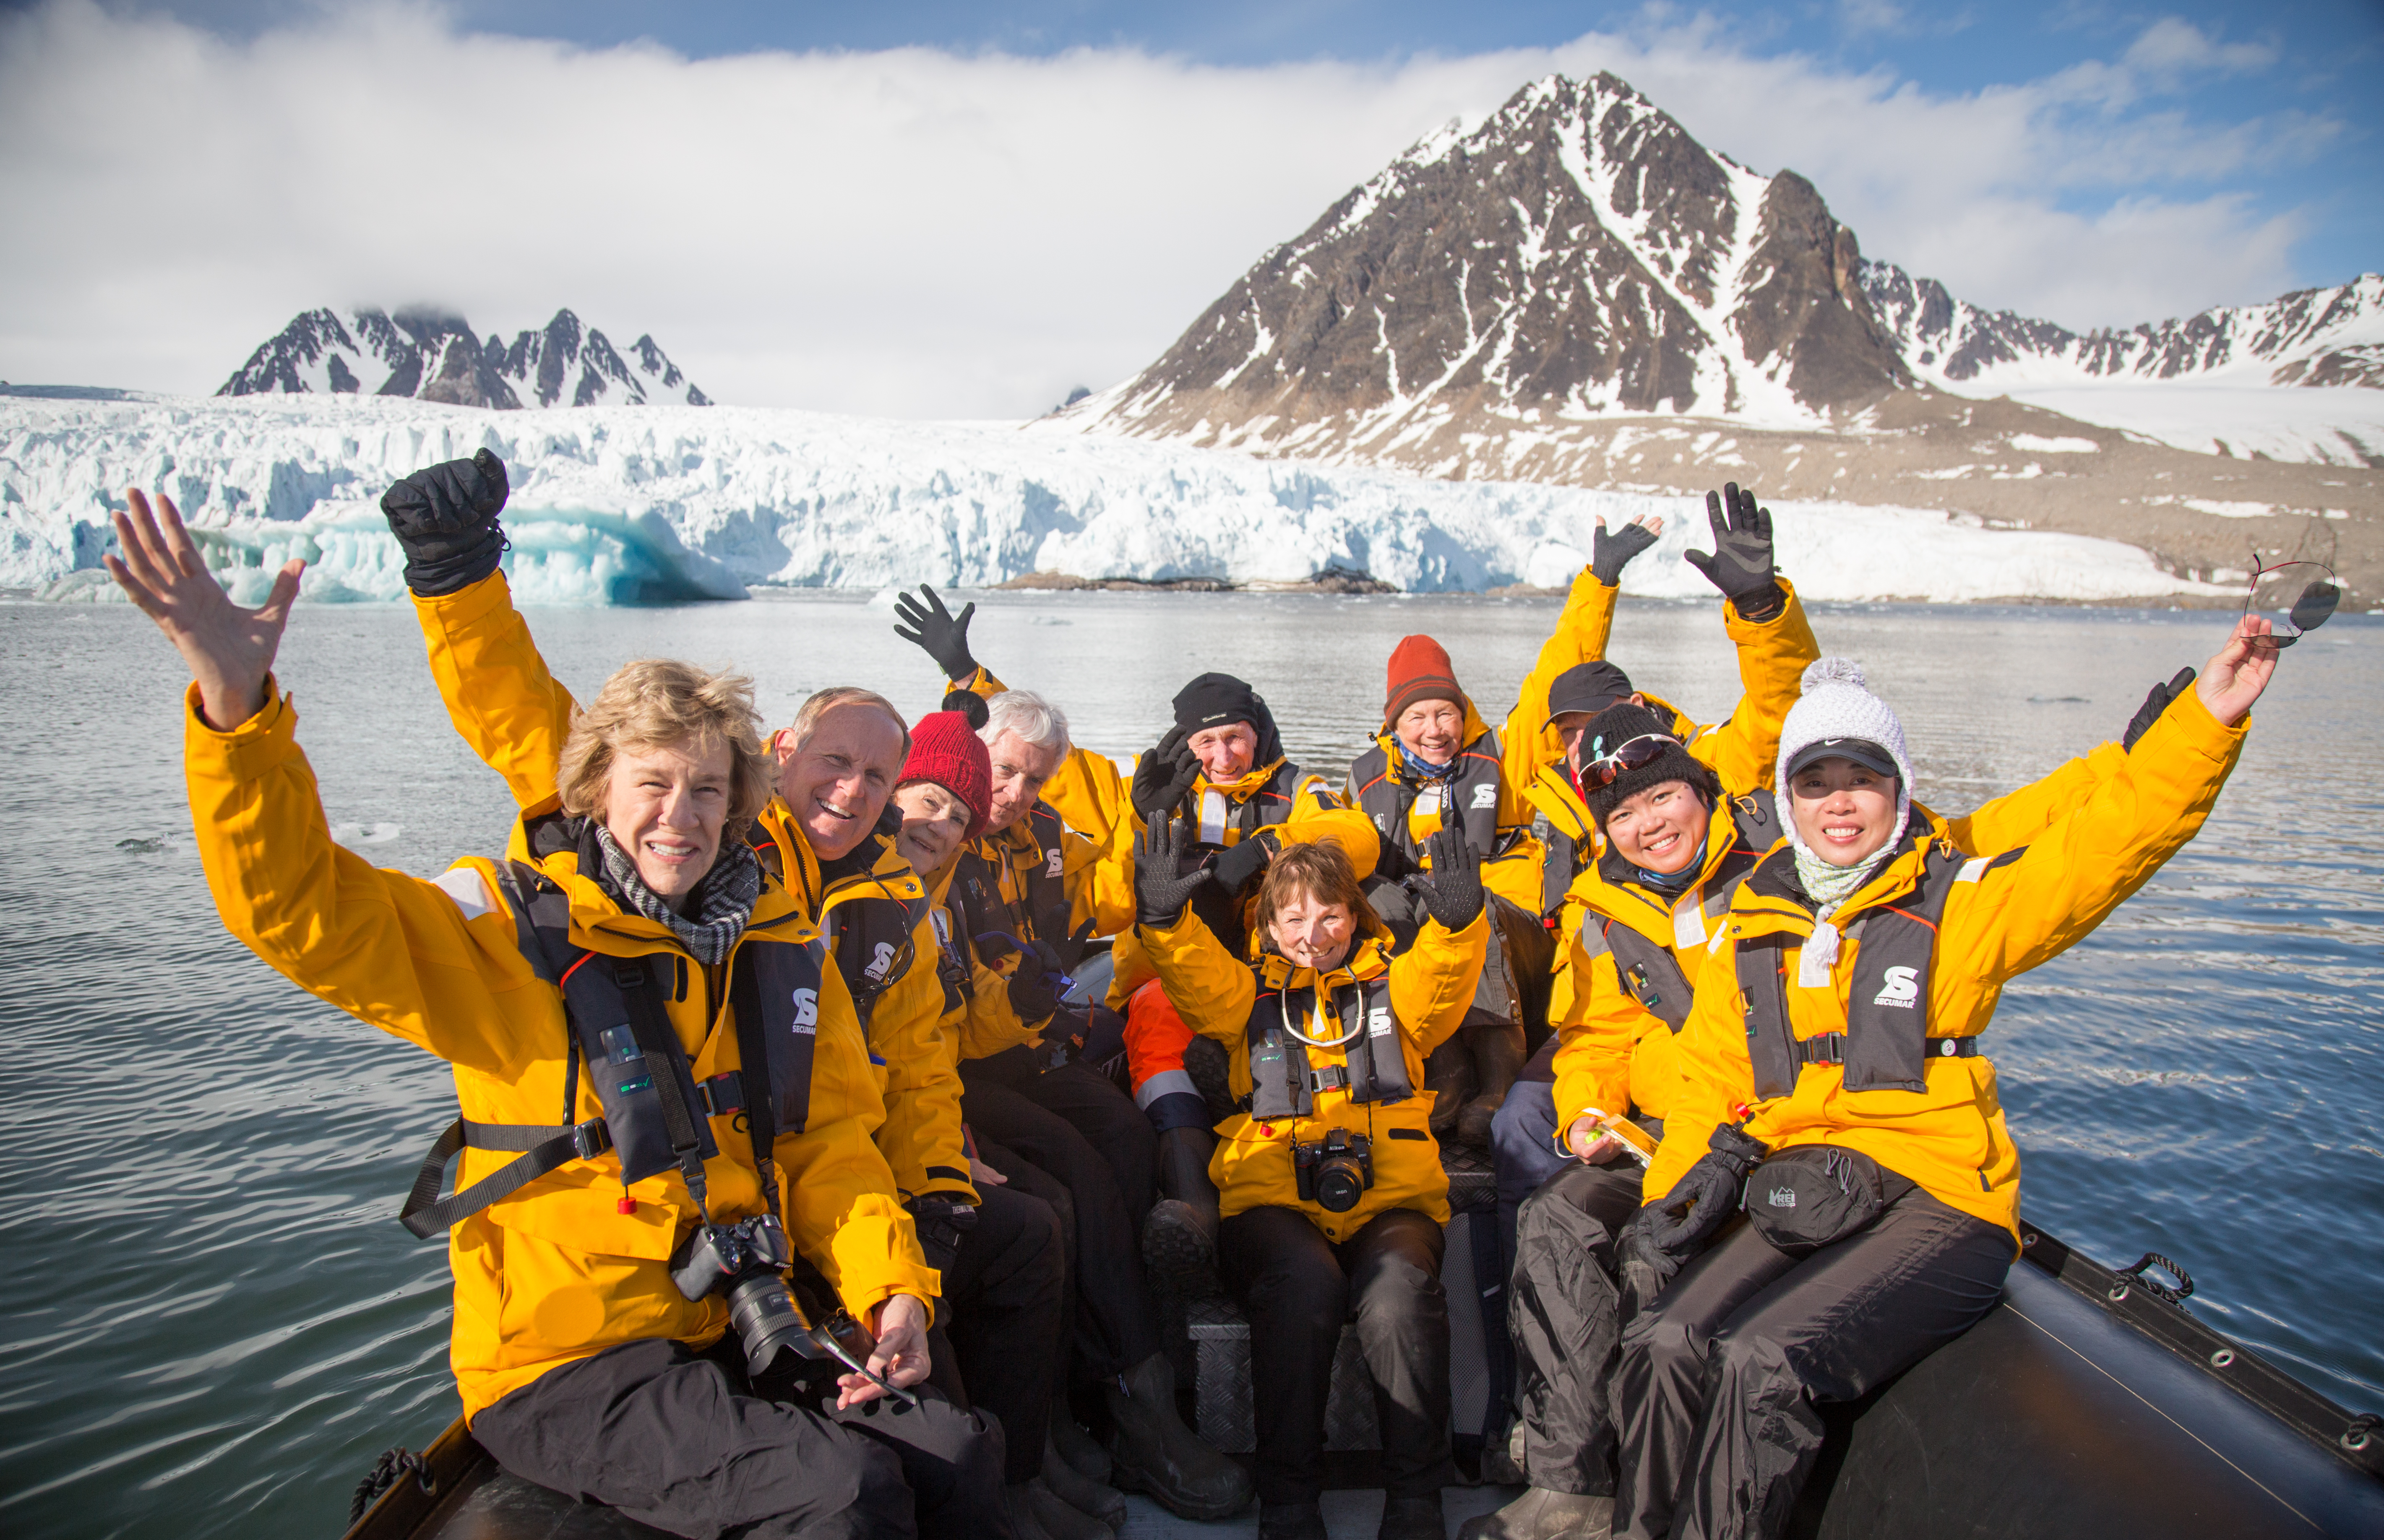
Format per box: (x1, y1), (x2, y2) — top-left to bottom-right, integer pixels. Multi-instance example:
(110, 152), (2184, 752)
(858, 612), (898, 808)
(218, 307), (711, 408)
(1859, 267), (2384, 393)
(1051, 70), (2380, 470)
(3, 393), (2224, 606)
(1064, 72), (1909, 457)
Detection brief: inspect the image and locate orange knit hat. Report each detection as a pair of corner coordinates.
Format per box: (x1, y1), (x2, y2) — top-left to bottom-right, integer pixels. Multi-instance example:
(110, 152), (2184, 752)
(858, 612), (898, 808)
(1383, 634), (1469, 728)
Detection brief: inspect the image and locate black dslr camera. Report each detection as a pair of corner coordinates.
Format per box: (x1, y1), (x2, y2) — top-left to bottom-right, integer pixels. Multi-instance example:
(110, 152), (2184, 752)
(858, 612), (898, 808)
(1292, 1129), (1375, 1214)
(670, 1214), (813, 1375)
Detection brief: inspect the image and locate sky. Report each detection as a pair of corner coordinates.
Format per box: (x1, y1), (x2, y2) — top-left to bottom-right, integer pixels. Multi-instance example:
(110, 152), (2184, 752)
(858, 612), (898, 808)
(0, 0), (2376, 418)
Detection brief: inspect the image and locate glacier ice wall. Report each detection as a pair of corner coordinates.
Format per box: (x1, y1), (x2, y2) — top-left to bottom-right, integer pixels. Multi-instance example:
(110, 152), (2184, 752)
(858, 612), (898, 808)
(0, 394), (2222, 604)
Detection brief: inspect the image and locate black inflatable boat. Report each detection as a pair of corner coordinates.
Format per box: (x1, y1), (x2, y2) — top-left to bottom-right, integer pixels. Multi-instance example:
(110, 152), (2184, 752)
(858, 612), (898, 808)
(340, 1221), (2383, 1539)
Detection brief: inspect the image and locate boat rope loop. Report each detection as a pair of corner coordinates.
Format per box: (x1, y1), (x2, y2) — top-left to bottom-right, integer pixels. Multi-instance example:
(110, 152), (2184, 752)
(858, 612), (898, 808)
(2344, 1412), (2381, 1454)
(349, 1445), (436, 1523)
(2110, 1251), (2195, 1306)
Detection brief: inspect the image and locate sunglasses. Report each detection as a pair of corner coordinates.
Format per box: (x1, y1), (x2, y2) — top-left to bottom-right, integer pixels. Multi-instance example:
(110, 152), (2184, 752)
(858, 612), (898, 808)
(1579, 733), (1681, 790)
(2244, 554), (2340, 648)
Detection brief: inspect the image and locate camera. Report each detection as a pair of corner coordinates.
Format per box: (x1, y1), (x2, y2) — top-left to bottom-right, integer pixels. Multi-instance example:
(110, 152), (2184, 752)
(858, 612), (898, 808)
(1292, 1129), (1374, 1213)
(670, 1214), (814, 1376)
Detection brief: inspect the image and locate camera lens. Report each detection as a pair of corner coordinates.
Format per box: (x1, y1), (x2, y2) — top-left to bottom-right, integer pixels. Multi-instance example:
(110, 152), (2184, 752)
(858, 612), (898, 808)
(726, 1271), (814, 1377)
(1314, 1157), (1366, 1213)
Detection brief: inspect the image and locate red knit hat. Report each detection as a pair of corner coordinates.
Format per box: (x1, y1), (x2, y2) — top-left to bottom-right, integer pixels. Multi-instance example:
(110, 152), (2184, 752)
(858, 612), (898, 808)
(899, 711), (994, 841)
(1383, 635), (1469, 728)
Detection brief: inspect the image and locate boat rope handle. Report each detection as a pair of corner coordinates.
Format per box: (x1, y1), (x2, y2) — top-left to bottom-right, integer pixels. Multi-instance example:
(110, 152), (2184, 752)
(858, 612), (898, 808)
(2110, 1251), (2195, 1305)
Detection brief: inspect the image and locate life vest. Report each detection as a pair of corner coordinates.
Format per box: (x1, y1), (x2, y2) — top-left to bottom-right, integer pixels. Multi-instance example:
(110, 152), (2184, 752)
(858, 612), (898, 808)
(1351, 738), (1503, 868)
(1242, 973), (1414, 1119)
(929, 896), (973, 1013)
(400, 848), (827, 1238)
(824, 882), (930, 1036)
(953, 802), (1069, 946)
(1735, 838), (1996, 1100)
(1178, 760), (1303, 848)
(1577, 791), (1782, 1030)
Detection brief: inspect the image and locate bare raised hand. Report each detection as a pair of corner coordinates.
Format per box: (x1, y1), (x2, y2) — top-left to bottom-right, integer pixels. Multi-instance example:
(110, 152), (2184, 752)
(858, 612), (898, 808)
(2195, 614), (2280, 728)
(104, 489), (304, 729)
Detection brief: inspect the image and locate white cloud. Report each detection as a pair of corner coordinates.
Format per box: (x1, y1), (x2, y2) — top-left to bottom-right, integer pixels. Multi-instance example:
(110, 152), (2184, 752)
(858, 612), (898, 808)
(0, 0), (2345, 416)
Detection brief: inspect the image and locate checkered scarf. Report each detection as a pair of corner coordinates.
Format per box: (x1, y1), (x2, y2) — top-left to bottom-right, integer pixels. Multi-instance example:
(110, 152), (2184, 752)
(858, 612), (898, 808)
(593, 825), (762, 965)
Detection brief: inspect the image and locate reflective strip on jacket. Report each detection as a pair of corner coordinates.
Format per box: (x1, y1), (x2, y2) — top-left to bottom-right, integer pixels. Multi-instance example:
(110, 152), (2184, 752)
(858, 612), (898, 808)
(1642, 689), (2247, 1243)
(184, 684), (935, 1422)
(1133, 907), (1488, 1241)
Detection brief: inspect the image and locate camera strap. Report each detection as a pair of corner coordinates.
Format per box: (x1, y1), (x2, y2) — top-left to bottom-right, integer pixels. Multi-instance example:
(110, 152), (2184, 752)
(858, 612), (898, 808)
(728, 946), (782, 1215)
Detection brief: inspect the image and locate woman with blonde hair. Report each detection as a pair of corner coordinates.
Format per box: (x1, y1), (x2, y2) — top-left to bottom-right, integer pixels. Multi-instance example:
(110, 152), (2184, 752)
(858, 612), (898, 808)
(108, 488), (1006, 1540)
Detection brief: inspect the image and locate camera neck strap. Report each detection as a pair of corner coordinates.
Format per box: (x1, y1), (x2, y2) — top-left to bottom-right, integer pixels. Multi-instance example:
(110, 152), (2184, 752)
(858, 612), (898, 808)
(727, 946), (783, 1216)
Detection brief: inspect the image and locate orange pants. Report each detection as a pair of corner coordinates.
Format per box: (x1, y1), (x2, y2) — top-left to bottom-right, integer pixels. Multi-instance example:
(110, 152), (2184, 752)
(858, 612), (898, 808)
(1124, 979), (1209, 1134)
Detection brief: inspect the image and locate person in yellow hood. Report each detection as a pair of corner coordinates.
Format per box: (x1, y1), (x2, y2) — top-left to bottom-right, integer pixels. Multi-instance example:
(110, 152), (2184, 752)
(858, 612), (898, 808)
(1605, 625), (2274, 1540)
(1132, 816), (1488, 1540)
(106, 488), (1006, 1539)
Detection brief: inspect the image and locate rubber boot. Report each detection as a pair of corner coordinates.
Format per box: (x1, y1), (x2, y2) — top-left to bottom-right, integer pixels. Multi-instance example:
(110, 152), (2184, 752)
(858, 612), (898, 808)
(1050, 1418), (1111, 1486)
(1458, 1012), (1527, 1149)
(1104, 1351), (1253, 1520)
(1003, 1481), (1057, 1540)
(1380, 1492), (1446, 1540)
(1454, 1488), (1614, 1540)
(1044, 1435), (1128, 1527)
(1425, 1031), (1480, 1145)
(1141, 1127), (1220, 1293)
(1183, 1033), (1236, 1124)
(1029, 1476), (1117, 1540)
(1259, 1499), (1329, 1540)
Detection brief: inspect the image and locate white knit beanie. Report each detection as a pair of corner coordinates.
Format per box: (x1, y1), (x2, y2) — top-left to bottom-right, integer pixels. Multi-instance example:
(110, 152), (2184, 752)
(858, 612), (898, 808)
(1775, 658), (1915, 983)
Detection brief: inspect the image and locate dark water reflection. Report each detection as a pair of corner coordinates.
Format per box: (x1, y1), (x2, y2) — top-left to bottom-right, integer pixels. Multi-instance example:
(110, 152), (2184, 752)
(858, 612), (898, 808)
(1, 591), (2376, 1538)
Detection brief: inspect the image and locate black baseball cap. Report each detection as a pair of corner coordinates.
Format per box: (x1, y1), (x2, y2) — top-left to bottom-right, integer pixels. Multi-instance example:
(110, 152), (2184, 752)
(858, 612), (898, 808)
(1541, 661), (1635, 727)
(1783, 737), (1900, 782)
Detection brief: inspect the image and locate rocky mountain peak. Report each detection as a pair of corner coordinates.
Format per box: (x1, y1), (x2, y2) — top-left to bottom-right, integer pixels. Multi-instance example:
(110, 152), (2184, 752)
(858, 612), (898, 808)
(219, 307), (709, 408)
(1067, 71), (1909, 457)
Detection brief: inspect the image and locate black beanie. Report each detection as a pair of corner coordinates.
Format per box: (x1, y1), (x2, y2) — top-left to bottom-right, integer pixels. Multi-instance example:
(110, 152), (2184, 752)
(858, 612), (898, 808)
(1579, 702), (1719, 829)
(1173, 672), (1262, 735)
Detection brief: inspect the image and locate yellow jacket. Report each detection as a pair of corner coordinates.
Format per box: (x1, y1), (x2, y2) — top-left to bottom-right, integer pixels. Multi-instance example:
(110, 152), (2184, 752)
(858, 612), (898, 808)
(1348, 689), (1545, 913)
(412, 572), (972, 1209)
(1550, 743), (2129, 1138)
(758, 804), (974, 1207)
(949, 663), (1128, 847)
(185, 685), (935, 1421)
(1643, 690), (2247, 1242)
(1522, 579), (1818, 1021)
(1134, 907), (1488, 1241)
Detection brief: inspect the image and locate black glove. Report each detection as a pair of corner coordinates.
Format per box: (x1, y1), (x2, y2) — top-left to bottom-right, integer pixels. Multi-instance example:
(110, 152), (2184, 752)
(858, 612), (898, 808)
(1131, 726), (1203, 819)
(1005, 916), (1094, 1025)
(892, 585), (979, 681)
(2122, 667), (2197, 752)
(1614, 1212), (1682, 1318)
(1210, 828), (1279, 892)
(1638, 1124), (1767, 1258)
(1684, 483), (1783, 619)
(904, 1195), (979, 1278)
(379, 448), (509, 597)
(1409, 822), (1484, 931)
(1134, 816), (1211, 927)
(1590, 517), (1660, 586)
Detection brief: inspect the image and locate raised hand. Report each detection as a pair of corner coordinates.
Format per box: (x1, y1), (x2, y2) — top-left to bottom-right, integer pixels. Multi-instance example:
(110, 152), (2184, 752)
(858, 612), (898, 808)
(2121, 667), (2198, 751)
(1684, 483), (1782, 617)
(1410, 821), (1484, 931)
(891, 585), (979, 682)
(1131, 725), (1202, 819)
(2196, 614), (2280, 728)
(1133, 815), (1210, 927)
(105, 489), (303, 730)
(380, 448), (509, 596)
(1590, 514), (1663, 586)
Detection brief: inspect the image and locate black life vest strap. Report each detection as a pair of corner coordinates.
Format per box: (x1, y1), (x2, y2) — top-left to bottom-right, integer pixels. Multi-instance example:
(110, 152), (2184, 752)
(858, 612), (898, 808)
(399, 1116), (613, 1240)
(1795, 1033), (1980, 1067)
(610, 954), (714, 1215)
(728, 947), (782, 1215)
(1599, 917), (1694, 1030)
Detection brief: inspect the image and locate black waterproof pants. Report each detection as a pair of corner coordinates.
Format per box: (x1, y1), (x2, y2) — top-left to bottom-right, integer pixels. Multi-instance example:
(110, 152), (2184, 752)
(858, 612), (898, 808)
(470, 1333), (1010, 1540)
(964, 1047), (1157, 1225)
(1611, 1189), (2011, 1540)
(938, 1182), (1068, 1483)
(1217, 1204), (1454, 1507)
(1509, 1158), (1645, 1495)
(961, 1061), (1164, 1379)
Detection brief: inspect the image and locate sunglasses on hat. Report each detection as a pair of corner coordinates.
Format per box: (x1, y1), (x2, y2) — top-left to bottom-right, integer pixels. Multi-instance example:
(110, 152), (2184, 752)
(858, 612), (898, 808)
(1579, 733), (1681, 790)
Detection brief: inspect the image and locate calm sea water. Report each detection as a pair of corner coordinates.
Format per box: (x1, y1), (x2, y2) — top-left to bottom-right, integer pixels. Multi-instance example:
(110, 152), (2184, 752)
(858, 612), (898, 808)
(1, 590), (2378, 1538)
